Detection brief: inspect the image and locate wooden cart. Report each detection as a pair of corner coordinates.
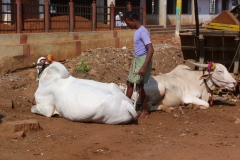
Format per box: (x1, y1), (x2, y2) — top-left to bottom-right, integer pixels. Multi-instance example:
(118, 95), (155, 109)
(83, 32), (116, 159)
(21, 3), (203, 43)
(179, 30), (239, 74)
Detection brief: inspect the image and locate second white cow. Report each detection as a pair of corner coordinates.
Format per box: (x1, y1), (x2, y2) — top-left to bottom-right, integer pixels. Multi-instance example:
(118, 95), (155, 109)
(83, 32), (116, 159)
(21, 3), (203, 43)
(31, 62), (137, 124)
(124, 61), (236, 111)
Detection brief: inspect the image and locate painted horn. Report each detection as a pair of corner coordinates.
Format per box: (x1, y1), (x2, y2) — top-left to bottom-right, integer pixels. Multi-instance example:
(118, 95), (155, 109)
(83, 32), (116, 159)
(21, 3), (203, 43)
(184, 60), (208, 68)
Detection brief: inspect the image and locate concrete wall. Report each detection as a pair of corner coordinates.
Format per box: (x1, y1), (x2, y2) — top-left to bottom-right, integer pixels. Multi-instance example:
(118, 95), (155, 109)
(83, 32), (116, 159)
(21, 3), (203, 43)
(146, 14), (159, 25)
(198, 0), (210, 14)
(0, 30), (134, 73)
(167, 14), (217, 25)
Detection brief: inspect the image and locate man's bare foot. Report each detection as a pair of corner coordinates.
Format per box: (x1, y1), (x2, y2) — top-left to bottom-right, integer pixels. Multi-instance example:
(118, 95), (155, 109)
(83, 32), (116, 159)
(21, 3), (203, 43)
(138, 111), (149, 118)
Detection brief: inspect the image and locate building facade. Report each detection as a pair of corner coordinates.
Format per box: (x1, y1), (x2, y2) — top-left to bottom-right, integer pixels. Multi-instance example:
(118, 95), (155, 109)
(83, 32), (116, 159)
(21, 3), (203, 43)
(107, 0), (235, 25)
(145, 0), (234, 25)
(1, 0), (237, 26)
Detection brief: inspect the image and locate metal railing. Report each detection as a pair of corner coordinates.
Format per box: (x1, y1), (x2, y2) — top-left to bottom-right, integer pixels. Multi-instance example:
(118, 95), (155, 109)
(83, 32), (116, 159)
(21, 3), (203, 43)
(74, 4), (92, 31)
(96, 5), (110, 30)
(22, 2), (45, 32)
(0, 1), (146, 34)
(132, 6), (143, 24)
(49, 3), (69, 32)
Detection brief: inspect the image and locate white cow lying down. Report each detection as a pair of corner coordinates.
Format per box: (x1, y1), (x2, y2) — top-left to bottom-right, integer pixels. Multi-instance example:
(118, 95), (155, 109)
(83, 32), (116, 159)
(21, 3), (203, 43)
(31, 62), (137, 124)
(126, 61), (236, 111)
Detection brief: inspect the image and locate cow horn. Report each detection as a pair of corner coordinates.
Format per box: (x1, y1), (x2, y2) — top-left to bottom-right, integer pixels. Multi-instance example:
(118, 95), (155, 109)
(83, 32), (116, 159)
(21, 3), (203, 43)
(184, 60), (208, 68)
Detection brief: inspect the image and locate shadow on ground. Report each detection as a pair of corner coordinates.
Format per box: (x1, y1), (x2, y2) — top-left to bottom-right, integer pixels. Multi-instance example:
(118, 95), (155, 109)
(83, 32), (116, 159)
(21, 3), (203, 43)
(213, 100), (236, 106)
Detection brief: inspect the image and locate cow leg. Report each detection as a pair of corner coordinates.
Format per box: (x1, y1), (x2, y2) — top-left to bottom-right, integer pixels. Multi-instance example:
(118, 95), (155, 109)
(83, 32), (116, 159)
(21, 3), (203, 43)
(183, 96), (209, 109)
(147, 98), (163, 111)
(185, 103), (200, 109)
(31, 104), (55, 117)
(159, 105), (172, 113)
(147, 104), (159, 112)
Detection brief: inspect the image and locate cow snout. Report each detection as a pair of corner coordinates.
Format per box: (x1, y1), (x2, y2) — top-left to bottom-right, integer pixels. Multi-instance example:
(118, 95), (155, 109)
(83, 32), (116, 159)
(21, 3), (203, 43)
(228, 81), (237, 91)
(234, 81), (237, 88)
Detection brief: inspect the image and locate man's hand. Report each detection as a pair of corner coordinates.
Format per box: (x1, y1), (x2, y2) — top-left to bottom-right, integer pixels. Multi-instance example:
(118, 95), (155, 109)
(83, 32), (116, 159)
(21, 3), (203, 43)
(138, 66), (146, 76)
(137, 43), (154, 76)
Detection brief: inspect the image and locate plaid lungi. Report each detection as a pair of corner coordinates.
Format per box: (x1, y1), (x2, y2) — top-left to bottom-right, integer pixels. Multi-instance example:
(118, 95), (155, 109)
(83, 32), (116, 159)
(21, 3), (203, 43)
(127, 55), (152, 84)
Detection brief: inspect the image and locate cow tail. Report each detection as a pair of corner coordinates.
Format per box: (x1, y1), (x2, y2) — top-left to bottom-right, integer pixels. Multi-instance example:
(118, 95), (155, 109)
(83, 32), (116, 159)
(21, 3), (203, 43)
(124, 101), (138, 120)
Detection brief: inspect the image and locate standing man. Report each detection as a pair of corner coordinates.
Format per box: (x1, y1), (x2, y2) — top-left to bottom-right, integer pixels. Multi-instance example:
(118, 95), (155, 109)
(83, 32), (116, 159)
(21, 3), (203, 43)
(115, 12), (123, 27)
(124, 11), (154, 118)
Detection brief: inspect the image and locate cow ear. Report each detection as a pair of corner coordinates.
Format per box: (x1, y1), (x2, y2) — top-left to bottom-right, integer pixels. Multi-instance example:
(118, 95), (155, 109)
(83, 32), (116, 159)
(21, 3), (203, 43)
(199, 74), (209, 80)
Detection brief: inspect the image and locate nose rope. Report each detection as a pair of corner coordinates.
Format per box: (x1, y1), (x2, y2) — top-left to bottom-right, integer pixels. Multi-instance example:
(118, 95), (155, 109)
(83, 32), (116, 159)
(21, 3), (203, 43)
(202, 71), (215, 106)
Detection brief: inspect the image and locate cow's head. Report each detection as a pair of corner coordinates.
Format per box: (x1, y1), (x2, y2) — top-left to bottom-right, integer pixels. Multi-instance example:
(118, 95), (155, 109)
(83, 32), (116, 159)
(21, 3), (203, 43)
(39, 62), (70, 86)
(185, 61), (237, 91)
(36, 57), (47, 73)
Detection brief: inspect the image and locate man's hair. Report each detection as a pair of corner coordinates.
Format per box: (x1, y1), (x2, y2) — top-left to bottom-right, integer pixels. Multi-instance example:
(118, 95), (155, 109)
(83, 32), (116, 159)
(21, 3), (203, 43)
(124, 11), (139, 21)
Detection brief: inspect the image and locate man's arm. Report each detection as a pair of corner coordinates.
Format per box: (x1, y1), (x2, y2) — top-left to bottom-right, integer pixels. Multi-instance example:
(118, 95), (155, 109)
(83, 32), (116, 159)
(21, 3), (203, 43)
(138, 43), (154, 75)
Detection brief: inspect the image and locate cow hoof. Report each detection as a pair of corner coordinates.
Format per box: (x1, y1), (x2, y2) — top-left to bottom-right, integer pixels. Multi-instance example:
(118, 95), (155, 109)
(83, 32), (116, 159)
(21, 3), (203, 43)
(200, 106), (209, 110)
(186, 104), (200, 110)
(159, 105), (171, 113)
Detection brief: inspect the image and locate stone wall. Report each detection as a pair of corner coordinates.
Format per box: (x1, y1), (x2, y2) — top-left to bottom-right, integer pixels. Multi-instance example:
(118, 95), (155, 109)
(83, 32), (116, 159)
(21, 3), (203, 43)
(0, 30), (134, 73)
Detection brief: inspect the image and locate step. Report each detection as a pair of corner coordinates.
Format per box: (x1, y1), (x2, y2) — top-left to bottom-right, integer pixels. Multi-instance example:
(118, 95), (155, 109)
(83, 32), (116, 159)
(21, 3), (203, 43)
(149, 26), (199, 31)
(150, 28), (207, 34)
(149, 26), (204, 33)
(150, 30), (176, 34)
(147, 24), (197, 29)
(167, 24), (199, 28)
(146, 25), (164, 29)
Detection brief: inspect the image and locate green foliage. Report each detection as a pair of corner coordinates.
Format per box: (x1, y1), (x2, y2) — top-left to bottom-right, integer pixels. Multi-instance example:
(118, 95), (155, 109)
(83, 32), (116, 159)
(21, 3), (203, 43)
(119, 62), (125, 67)
(20, 84), (27, 89)
(75, 60), (90, 74)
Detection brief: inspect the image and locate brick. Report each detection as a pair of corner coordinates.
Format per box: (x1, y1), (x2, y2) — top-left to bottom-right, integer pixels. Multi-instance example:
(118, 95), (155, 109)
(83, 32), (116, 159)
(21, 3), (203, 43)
(0, 97), (12, 108)
(2, 119), (42, 133)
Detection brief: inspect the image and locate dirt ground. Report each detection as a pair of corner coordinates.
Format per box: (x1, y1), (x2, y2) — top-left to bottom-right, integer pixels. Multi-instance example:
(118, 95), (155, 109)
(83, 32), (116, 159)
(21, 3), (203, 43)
(1, 33), (240, 160)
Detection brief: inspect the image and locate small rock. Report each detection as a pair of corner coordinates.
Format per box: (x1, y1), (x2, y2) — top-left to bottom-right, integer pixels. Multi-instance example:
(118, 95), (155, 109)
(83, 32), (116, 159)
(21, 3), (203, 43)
(16, 101), (21, 106)
(193, 133), (198, 136)
(8, 83), (18, 90)
(89, 69), (97, 76)
(179, 133), (186, 137)
(67, 63), (74, 69)
(173, 114), (179, 118)
(28, 69), (37, 80)
(11, 131), (25, 139)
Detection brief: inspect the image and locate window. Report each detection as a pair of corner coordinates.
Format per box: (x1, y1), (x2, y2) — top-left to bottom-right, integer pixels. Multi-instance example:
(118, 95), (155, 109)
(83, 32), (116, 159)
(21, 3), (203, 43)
(146, 0), (153, 14)
(222, 0), (227, 10)
(167, 0), (175, 14)
(152, 0), (154, 14)
(209, 0), (216, 14)
(182, 0), (188, 14)
(232, 0), (239, 6)
(50, 6), (56, 13)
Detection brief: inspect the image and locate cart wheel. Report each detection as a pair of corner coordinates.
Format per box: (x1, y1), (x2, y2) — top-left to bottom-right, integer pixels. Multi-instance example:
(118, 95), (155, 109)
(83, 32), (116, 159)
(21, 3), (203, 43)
(184, 59), (196, 70)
